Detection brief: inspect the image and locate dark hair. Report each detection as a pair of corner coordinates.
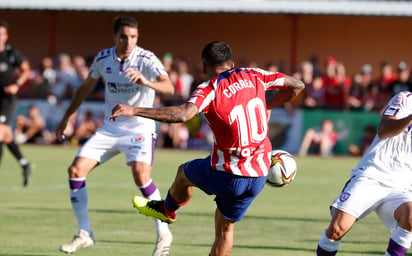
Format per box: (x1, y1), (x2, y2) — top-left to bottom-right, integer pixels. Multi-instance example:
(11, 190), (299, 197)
(201, 41), (232, 66)
(113, 16), (138, 34)
(0, 20), (9, 31)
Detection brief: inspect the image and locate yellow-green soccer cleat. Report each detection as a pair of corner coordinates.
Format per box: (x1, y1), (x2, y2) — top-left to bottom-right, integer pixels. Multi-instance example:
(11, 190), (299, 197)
(132, 196), (176, 224)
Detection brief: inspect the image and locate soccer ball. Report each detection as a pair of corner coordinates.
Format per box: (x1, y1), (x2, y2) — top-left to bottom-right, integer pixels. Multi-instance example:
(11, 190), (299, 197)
(266, 150), (297, 187)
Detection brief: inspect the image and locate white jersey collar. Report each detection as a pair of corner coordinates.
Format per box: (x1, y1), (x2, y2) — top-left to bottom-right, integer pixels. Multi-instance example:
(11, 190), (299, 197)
(113, 46), (137, 64)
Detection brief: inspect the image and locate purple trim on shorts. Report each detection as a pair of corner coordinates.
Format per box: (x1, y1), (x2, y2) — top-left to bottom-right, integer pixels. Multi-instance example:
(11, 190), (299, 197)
(140, 180), (157, 198)
(387, 238), (408, 256)
(151, 134), (156, 166)
(69, 179), (86, 190)
(316, 245), (337, 256)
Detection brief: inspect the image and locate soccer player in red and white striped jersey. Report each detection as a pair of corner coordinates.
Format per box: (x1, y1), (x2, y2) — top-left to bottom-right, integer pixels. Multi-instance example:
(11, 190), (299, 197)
(111, 41), (304, 256)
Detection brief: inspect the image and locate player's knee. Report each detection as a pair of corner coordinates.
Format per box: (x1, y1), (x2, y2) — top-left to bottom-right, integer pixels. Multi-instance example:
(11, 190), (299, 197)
(399, 212), (412, 231)
(68, 165), (83, 178)
(327, 222), (348, 240)
(395, 203), (412, 231)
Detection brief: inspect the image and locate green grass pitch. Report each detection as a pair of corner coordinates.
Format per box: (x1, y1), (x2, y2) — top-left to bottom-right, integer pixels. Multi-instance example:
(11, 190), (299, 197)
(0, 144), (401, 255)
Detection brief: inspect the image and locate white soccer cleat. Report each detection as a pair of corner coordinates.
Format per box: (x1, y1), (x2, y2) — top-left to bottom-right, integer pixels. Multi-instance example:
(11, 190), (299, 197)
(152, 231), (173, 256)
(59, 230), (95, 254)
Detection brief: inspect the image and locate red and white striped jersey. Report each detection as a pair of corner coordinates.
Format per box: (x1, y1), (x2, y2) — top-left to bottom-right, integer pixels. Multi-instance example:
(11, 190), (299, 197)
(187, 67), (286, 177)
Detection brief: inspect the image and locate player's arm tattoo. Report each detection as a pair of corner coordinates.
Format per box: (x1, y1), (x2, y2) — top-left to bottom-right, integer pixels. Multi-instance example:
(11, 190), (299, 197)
(137, 103), (198, 123)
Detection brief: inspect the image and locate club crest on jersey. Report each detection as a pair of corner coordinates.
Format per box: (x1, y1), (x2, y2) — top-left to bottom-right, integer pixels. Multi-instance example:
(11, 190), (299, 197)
(339, 192), (351, 202)
(191, 89), (204, 98)
(131, 136), (145, 144)
(392, 94), (403, 105)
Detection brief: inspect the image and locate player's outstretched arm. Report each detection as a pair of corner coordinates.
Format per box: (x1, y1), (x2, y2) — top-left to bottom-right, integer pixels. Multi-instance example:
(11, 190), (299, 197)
(110, 102), (198, 123)
(266, 75), (305, 110)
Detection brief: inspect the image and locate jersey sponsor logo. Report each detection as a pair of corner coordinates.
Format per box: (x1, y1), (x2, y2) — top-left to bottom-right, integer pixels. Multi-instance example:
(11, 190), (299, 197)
(131, 136), (145, 144)
(108, 82), (116, 92)
(105, 67), (112, 74)
(223, 79), (254, 98)
(339, 192), (351, 202)
(228, 144), (265, 158)
(108, 82), (140, 94)
(128, 145), (142, 150)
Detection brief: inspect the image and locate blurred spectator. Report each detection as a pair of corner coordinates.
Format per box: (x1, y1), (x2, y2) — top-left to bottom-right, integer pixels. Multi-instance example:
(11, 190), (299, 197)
(14, 104), (46, 144)
(156, 64), (189, 149)
(160, 69), (184, 106)
(322, 57), (351, 109)
(30, 56), (57, 98)
(346, 64), (373, 111)
(266, 62), (279, 73)
(51, 53), (77, 100)
(285, 66), (305, 111)
(176, 59), (194, 100)
(0, 123), (13, 145)
(303, 74), (325, 109)
(162, 52), (173, 73)
(73, 110), (98, 145)
(348, 125), (375, 156)
(364, 82), (386, 112)
(72, 55), (86, 72)
(157, 121), (189, 149)
(375, 60), (396, 103)
(298, 118), (338, 157)
(296, 61), (316, 108)
(388, 61), (412, 96)
(72, 55), (89, 92)
(310, 55), (322, 77)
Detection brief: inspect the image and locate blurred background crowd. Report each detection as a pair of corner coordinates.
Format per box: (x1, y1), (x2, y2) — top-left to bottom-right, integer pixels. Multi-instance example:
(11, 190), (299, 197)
(13, 50), (410, 151)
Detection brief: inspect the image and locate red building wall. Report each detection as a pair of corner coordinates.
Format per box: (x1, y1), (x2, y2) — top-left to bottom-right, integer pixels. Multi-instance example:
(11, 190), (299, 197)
(1, 10), (411, 77)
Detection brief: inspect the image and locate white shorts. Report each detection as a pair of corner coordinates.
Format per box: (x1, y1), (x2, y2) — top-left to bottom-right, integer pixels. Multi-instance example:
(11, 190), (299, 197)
(331, 174), (412, 231)
(76, 128), (156, 165)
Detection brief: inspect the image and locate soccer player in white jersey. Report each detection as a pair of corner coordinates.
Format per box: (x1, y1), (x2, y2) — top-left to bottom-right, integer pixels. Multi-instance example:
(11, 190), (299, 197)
(55, 16), (175, 255)
(110, 41), (305, 256)
(317, 91), (412, 256)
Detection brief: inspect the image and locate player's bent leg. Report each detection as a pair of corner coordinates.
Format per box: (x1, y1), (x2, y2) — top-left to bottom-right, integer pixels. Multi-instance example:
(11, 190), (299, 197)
(326, 208), (357, 240)
(130, 161), (152, 186)
(152, 230), (173, 256)
(61, 157), (97, 253)
(210, 208), (235, 256)
(317, 208), (357, 256)
(394, 202), (412, 231)
(68, 157), (98, 178)
(169, 164), (195, 203)
(130, 161), (174, 255)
